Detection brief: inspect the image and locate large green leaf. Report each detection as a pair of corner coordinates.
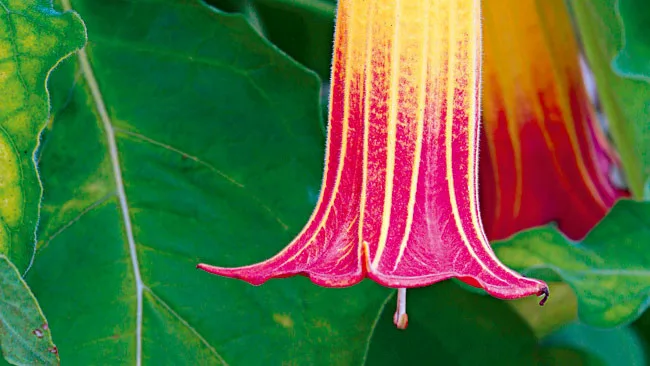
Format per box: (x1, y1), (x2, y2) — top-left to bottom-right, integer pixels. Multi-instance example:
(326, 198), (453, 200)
(0, 0), (85, 273)
(26, 0), (389, 364)
(210, 0), (336, 19)
(365, 282), (539, 365)
(631, 308), (650, 359)
(251, 0), (334, 81)
(0, 255), (57, 365)
(570, 0), (650, 197)
(365, 282), (603, 366)
(494, 200), (650, 327)
(612, 0), (650, 80)
(206, 0), (336, 81)
(543, 322), (645, 366)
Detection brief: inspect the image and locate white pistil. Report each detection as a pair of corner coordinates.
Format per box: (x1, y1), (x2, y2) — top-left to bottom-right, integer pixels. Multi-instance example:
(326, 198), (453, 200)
(393, 288), (408, 329)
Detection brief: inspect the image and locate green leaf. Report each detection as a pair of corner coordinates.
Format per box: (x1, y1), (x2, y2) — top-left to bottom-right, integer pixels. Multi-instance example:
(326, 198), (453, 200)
(543, 322), (646, 366)
(612, 0), (650, 81)
(494, 200), (650, 327)
(0, 255), (57, 365)
(535, 347), (606, 366)
(26, 0), (389, 364)
(237, 0), (335, 18)
(365, 282), (540, 365)
(365, 282), (602, 366)
(631, 308), (650, 358)
(208, 0), (336, 15)
(570, 0), (650, 197)
(0, 0), (85, 273)
(206, 0), (336, 81)
(252, 0), (335, 81)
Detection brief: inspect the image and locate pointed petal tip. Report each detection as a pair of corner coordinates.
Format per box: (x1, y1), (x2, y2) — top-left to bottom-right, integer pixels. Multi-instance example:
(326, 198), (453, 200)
(196, 263), (268, 286)
(196, 263), (215, 272)
(538, 286), (550, 306)
(477, 275), (549, 303)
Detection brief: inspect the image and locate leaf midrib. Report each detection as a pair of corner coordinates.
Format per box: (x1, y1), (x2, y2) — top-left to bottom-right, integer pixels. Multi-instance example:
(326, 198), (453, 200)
(60, 2), (233, 364)
(61, 0), (144, 364)
(58, 2), (393, 364)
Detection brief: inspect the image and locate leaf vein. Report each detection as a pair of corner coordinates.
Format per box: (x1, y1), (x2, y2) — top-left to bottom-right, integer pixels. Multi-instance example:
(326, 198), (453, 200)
(145, 287), (229, 365)
(37, 193), (116, 253)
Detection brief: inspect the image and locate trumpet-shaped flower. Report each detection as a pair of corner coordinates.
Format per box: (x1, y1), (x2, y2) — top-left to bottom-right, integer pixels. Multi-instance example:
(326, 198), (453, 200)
(199, 0), (548, 328)
(479, 0), (628, 241)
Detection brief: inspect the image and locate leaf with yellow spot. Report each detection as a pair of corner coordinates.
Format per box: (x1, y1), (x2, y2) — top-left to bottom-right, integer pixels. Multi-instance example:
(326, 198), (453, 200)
(0, 0), (85, 272)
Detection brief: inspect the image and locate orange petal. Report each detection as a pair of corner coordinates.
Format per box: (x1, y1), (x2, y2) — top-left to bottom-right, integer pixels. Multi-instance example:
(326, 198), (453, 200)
(480, 0), (628, 241)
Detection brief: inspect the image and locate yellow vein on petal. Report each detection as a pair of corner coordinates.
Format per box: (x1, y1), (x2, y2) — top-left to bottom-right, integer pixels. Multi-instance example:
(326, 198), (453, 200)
(394, 0), (429, 270)
(372, 0), (401, 269)
(359, 0), (373, 264)
(444, 0), (499, 279)
(467, 0), (520, 278)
